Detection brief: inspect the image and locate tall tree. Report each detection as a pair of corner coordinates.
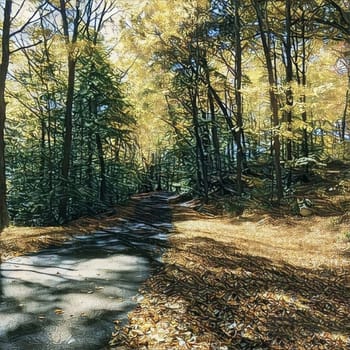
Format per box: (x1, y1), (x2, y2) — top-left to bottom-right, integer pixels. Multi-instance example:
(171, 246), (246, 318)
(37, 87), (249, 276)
(323, 0), (350, 143)
(284, 0), (293, 164)
(252, 0), (283, 201)
(309, 1), (350, 150)
(232, 0), (244, 195)
(55, 0), (81, 222)
(0, 0), (12, 231)
(296, 3), (310, 158)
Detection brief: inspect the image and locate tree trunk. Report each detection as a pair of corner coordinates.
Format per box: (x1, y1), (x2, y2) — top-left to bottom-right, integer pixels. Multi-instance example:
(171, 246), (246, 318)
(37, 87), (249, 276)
(96, 133), (107, 202)
(208, 89), (223, 191)
(58, 0), (80, 222)
(284, 0), (293, 185)
(0, 0), (12, 231)
(233, 0), (244, 195)
(86, 129), (94, 191)
(253, 0), (283, 201)
(285, 0), (293, 158)
(191, 89), (208, 201)
(341, 88), (349, 142)
(300, 10), (309, 158)
(58, 56), (77, 221)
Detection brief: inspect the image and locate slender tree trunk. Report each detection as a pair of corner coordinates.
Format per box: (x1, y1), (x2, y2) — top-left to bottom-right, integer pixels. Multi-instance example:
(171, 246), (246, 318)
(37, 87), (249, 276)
(341, 89), (349, 142)
(300, 11), (309, 159)
(156, 152), (162, 191)
(40, 119), (46, 179)
(58, 57), (77, 221)
(253, 0), (283, 201)
(208, 89), (223, 190)
(96, 133), (107, 202)
(58, 0), (80, 222)
(341, 42), (350, 143)
(0, 0), (12, 231)
(233, 0), (244, 195)
(38, 12), (55, 198)
(284, 0), (293, 185)
(191, 89), (208, 201)
(202, 54), (222, 191)
(285, 0), (293, 159)
(86, 126), (94, 191)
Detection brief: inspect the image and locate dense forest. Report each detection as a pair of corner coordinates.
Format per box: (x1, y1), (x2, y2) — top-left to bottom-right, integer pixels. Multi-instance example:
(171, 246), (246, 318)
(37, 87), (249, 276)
(0, 0), (349, 230)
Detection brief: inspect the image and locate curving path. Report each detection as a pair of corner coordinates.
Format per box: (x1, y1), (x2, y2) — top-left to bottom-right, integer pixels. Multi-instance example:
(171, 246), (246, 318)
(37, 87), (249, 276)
(0, 193), (172, 350)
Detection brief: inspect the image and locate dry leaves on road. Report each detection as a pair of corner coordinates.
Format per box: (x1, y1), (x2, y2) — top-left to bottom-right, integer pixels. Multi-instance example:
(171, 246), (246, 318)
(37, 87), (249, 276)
(109, 209), (350, 350)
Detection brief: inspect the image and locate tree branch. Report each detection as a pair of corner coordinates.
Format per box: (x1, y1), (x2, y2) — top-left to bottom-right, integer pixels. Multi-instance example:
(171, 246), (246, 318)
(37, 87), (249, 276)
(10, 40), (43, 55)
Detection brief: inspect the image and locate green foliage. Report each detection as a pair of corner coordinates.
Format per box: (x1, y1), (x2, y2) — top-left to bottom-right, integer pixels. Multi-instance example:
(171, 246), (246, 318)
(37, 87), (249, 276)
(222, 198), (244, 217)
(5, 18), (138, 225)
(2, 0), (350, 227)
(344, 231), (350, 242)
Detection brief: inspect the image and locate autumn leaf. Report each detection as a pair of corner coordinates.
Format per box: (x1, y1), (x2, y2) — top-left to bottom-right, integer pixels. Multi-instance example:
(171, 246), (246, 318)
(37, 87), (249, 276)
(54, 308), (64, 315)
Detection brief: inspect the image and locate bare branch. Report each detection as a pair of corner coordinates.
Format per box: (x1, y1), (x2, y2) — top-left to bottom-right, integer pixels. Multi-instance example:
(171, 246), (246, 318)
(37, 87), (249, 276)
(10, 0), (26, 25)
(10, 2), (46, 38)
(10, 40), (43, 55)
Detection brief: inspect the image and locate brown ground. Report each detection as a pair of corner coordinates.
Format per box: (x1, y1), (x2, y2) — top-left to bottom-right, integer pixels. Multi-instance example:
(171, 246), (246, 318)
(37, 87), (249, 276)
(0, 201), (137, 261)
(1, 193), (350, 349)
(109, 203), (350, 350)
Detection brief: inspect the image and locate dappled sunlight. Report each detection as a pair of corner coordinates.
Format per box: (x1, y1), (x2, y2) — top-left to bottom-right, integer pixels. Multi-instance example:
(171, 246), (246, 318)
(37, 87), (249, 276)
(0, 194), (173, 349)
(0, 0), (350, 348)
(0, 251), (150, 348)
(174, 211), (349, 270)
(110, 205), (350, 349)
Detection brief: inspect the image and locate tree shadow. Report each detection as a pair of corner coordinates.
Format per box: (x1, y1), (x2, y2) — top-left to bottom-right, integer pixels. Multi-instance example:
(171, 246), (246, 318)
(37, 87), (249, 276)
(0, 258), (152, 349)
(140, 236), (350, 349)
(0, 192), (175, 349)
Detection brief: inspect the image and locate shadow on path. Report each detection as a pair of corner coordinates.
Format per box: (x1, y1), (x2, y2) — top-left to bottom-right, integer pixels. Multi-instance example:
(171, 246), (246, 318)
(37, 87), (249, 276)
(110, 218), (350, 350)
(0, 192), (173, 350)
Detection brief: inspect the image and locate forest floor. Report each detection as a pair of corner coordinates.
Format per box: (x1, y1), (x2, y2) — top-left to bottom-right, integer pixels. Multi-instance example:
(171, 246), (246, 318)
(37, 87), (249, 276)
(1, 167), (350, 349)
(0, 202), (137, 261)
(107, 165), (350, 349)
(108, 201), (350, 350)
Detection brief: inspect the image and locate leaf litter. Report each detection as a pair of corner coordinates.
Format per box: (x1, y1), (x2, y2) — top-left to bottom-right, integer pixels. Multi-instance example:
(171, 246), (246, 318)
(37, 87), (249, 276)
(109, 204), (350, 350)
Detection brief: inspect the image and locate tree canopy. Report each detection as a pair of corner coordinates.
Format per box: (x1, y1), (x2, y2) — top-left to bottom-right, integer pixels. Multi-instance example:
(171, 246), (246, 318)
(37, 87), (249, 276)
(0, 0), (349, 230)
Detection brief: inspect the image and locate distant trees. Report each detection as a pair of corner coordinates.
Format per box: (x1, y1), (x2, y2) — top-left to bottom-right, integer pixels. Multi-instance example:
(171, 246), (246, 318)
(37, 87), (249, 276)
(1, 0), (350, 231)
(319, 0), (350, 143)
(2, 1), (137, 228)
(118, 0), (350, 200)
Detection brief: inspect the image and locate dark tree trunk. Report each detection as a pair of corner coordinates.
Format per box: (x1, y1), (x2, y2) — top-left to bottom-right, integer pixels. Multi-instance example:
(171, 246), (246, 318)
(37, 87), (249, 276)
(58, 56), (77, 222)
(291, 20), (309, 158)
(253, 0), (283, 201)
(285, 0), (293, 161)
(341, 89), (349, 142)
(86, 129), (94, 191)
(58, 0), (80, 222)
(208, 89), (223, 190)
(284, 0), (293, 186)
(191, 89), (208, 201)
(233, 0), (244, 195)
(96, 133), (107, 202)
(0, 0), (12, 231)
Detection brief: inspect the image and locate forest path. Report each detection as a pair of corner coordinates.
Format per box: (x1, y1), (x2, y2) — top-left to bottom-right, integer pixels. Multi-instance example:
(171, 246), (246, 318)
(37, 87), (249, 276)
(0, 192), (172, 350)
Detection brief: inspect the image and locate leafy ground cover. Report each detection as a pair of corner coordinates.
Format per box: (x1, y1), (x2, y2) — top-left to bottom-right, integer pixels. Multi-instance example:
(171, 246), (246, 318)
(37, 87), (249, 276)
(0, 202), (137, 261)
(1, 189), (349, 349)
(109, 203), (350, 349)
